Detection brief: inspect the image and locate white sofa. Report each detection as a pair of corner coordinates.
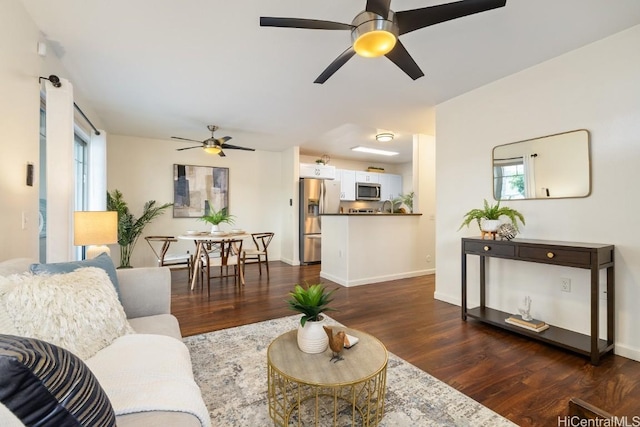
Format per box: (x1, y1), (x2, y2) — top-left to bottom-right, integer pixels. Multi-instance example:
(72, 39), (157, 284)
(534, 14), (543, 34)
(0, 258), (209, 427)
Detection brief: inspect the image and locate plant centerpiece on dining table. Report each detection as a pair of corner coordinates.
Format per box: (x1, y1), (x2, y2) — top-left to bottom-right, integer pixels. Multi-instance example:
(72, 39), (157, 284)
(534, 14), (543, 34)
(458, 198), (525, 234)
(107, 189), (172, 268)
(287, 282), (338, 354)
(199, 207), (235, 233)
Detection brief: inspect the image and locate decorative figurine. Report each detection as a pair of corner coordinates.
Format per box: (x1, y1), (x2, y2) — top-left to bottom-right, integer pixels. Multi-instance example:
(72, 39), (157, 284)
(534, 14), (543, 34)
(323, 326), (346, 363)
(518, 296), (533, 321)
(497, 223), (518, 240)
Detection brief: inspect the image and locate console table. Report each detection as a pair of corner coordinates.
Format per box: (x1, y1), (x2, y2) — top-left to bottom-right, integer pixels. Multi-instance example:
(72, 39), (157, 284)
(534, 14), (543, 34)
(461, 237), (615, 365)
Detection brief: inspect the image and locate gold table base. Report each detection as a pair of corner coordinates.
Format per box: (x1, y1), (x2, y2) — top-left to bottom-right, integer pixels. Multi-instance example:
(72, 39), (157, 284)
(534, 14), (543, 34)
(267, 329), (388, 427)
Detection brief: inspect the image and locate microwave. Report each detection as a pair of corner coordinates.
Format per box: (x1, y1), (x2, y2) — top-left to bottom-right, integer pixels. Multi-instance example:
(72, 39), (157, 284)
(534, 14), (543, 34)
(356, 182), (381, 201)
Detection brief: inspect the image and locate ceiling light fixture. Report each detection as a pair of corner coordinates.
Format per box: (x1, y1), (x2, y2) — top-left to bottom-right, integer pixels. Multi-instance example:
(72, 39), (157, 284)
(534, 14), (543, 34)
(351, 146), (399, 156)
(203, 145), (221, 155)
(375, 132), (394, 142)
(351, 11), (398, 58)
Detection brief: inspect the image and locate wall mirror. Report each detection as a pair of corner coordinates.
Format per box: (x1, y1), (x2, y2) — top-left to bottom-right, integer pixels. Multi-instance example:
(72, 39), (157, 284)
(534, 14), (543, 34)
(492, 129), (591, 200)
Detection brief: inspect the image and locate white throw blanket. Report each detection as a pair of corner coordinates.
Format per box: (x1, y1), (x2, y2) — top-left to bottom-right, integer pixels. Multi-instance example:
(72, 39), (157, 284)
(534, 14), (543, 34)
(85, 334), (211, 427)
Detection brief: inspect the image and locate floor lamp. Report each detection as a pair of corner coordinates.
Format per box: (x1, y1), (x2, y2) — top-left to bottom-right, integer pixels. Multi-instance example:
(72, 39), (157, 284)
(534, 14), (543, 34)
(74, 211), (118, 259)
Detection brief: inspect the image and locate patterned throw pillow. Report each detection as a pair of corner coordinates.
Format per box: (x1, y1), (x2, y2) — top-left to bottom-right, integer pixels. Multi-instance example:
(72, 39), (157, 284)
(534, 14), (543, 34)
(0, 267), (134, 360)
(0, 334), (116, 426)
(30, 252), (121, 299)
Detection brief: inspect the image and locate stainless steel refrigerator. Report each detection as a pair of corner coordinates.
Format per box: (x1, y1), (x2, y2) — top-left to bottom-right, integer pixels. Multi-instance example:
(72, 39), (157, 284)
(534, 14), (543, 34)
(299, 178), (341, 264)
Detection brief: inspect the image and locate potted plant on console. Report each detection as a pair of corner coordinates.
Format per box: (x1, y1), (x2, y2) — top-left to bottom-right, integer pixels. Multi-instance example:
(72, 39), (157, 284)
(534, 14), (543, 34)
(459, 199), (525, 238)
(287, 283), (337, 354)
(200, 207), (235, 233)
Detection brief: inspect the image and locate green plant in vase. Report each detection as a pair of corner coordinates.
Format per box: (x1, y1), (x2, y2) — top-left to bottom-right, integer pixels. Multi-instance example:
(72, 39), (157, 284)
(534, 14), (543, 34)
(107, 189), (172, 268)
(287, 283), (337, 327)
(199, 207), (235, 232)
(459, 199), (525, 232)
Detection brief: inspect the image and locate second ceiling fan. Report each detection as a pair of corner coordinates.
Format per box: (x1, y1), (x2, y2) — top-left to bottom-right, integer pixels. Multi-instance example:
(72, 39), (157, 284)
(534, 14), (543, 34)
(260, 0), (506, 84)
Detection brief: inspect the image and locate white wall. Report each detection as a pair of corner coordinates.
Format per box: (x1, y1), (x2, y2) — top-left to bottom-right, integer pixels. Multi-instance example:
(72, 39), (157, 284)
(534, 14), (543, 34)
(435, 25), (640, 361)
(107, 135), (284, 267)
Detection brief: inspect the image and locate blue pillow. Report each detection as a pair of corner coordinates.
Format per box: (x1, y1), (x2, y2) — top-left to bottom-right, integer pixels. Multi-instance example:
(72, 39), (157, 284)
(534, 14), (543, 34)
(0, 334), (117, 427)
(30, 252), (121, 299)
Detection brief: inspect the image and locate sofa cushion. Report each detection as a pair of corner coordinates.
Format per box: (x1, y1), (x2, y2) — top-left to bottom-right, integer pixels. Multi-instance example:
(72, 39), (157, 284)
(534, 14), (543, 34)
(29, 252), (121, 299)
(128, 314), (183, 340)
(0, 267), (134, 360)
(0, 334), (116, 427)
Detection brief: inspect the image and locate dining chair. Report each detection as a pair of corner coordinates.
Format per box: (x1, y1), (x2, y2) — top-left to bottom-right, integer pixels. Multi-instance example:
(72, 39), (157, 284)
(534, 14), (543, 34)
(202, 238), (244, 295)
(241, 232), (274, 278)
(145, 236), (192, 279)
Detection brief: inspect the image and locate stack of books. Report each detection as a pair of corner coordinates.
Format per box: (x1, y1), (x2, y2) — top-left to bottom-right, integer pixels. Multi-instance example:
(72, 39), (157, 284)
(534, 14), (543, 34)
(505, 315), (549, 332)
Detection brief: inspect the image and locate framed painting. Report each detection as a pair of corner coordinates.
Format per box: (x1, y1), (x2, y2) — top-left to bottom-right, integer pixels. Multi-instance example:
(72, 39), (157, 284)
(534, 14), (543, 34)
(173, 164), (229, 218)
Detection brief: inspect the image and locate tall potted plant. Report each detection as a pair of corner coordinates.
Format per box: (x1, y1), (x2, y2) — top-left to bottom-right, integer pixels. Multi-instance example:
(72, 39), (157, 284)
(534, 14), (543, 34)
(287, 283), (337, 353)
(459, 199), (525, 233)
(107, 189), (172, 268)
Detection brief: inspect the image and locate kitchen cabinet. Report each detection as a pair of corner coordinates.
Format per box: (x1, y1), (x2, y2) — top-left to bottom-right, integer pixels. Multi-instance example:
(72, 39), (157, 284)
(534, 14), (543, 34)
(461, 237), (615, 365)
(338, 169), (356, 201)
(299, 163), (336, 180)
(355, 171), (379, 183)
(379, 174), (402, 201)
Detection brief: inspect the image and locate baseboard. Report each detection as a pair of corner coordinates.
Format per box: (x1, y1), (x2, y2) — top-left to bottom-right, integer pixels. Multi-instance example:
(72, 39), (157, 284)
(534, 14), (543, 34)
(613, 343), (640, 362)
(278, 257), (299, 266)
(434, 291), (460, 306)
(320, 269), (435, 287)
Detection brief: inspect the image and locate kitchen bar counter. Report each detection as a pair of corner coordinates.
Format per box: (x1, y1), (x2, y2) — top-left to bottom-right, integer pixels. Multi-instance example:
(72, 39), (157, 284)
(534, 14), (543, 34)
(320, 214), (429, 287)
(321, 213), (423, 216)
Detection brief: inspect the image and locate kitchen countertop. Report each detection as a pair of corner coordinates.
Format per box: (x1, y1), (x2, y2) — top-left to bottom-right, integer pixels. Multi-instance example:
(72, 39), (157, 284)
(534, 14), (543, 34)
(320, 213), (422, 216)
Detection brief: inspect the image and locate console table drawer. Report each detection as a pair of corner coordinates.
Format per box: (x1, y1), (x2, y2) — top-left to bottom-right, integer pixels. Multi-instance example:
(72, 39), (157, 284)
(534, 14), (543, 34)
(464, 241), (514, 257)
(518, 246), (591, 266)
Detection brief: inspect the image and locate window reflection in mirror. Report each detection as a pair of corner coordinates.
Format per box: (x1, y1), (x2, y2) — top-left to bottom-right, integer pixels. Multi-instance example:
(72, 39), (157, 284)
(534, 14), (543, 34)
(493, 129), (591, 200)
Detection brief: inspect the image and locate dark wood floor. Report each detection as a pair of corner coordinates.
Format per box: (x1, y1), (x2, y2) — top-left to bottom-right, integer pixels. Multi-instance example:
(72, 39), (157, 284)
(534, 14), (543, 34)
(170, 262), (640, 427)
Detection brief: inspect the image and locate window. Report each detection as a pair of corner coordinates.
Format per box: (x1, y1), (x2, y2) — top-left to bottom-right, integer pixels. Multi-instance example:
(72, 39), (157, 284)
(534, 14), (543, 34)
(493, 159), (525, 200)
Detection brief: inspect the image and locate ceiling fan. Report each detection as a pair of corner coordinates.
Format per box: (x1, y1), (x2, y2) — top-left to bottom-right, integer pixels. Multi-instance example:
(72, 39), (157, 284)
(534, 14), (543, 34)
(171, 125), (255, 157)
(260, 0), (506, 84)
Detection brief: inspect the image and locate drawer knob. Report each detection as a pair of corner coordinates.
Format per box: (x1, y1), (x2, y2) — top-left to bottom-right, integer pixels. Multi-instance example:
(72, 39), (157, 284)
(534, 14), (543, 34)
(484, 246), (490, 251)
(547, 252), (555, 259)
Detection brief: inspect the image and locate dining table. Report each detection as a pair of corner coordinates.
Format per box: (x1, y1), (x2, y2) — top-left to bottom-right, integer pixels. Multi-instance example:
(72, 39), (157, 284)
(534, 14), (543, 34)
(178, 231), (250, 290)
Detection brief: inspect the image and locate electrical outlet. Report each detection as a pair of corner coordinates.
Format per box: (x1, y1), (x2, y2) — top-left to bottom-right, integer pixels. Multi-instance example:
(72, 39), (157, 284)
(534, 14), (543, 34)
(560, 277), (571, 293)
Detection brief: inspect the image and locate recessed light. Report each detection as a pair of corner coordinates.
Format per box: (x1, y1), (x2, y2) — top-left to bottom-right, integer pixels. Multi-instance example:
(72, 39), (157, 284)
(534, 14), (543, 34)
(351, 146), (399, 156)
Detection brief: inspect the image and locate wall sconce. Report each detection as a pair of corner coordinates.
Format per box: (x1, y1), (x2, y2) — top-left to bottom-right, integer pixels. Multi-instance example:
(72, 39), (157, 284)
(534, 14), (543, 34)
(74, 211), (118, 259)
(375, 132), (394, 142)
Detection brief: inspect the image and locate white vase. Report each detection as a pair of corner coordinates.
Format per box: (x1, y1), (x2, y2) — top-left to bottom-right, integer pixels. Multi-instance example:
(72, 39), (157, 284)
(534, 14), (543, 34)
(210, 224), (220, 233)
(481, 219), (501, 232)
(297, 316), (328, 354)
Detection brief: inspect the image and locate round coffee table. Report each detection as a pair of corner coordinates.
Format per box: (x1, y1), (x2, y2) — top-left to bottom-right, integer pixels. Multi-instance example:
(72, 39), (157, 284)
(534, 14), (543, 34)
(267, 328), (388, 426)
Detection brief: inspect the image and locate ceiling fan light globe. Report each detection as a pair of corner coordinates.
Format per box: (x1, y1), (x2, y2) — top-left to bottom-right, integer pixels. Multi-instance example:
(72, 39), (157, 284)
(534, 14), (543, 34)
(203, 146), (221, 155)
(354, 30), (397, 57)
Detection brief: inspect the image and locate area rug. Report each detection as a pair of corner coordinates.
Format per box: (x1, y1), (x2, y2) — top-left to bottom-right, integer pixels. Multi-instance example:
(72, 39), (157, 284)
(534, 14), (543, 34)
(183, 315), (516, 426)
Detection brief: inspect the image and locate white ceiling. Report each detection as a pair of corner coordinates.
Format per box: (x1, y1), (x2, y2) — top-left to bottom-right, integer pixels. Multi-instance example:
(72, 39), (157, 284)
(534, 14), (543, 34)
(21, 0), (640, 164)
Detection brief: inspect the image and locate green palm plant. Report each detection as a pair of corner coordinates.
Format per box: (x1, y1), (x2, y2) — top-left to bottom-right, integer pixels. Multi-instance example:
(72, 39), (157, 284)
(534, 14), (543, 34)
(287, 283), (337, 326)
(107, 189), (172, 268)
(459, 199), (525, 232)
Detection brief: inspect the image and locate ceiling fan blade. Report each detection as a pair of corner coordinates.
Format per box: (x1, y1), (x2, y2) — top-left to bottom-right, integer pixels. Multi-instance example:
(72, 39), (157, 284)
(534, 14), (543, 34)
(172, 136), (204, 143)
(314, 46), (356, 84)
(176, 146), (202, 151)
(217, 136), (232, 144)
(260, 17), (353, 31)
(366, 0), (392, 18)
(396, 0), (507, 36)
(218, 150), (226, 157)
(385, 40), (424, 80)
(220, 143), (255, 151)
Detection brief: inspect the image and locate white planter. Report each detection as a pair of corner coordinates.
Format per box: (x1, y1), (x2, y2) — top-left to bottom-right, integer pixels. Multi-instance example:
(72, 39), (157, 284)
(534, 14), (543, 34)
(297, 316), (328, 354)
(210, 224), (220, 233)
(481, 219), (501, 232)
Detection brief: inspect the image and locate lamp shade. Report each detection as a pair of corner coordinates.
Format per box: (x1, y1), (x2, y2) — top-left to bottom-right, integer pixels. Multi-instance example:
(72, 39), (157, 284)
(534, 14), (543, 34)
(74, 211), (118, 246)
